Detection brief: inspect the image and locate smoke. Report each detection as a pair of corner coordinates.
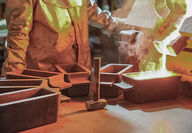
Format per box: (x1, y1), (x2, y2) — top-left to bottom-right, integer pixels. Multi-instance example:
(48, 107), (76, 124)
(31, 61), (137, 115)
(119, 29), (154, 70)
(112, 0), (157, 71)
(114, 0), (192, 72)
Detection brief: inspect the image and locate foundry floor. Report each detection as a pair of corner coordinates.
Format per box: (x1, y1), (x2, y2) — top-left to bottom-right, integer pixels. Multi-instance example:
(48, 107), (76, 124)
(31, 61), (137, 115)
(20, 96), (192, 133)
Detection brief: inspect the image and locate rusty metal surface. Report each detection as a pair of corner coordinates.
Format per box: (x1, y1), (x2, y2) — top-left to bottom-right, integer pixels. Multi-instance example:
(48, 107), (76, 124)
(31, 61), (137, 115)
(65, 83), (90, 97)
(5, 69), (72, 90)
(0, 79), (43, 94)
(0, 86), (39, 94)
(55, 64), (91, 96)
(0, 78), (70, 102)
(55, 63), (91, 84)
(0, 79), (43, 86)
(100, 64), (133, 83)
(6, 69), (61, 79)
(0, 87), (59, 133)
(100, 82), (119, 98)
(100, 64), (133, 98)
(48, 74), (72, 90)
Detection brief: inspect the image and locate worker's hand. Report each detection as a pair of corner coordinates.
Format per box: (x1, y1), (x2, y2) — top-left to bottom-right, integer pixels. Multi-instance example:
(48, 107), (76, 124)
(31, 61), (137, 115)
(102, 17), (127, 37)
(153, 31), (180, 57)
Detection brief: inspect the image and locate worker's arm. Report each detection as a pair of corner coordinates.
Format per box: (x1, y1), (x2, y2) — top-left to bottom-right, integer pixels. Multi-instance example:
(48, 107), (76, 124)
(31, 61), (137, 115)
(139, 0), (187, 71)
(87, 0), (123, 35)
(2, 0), (35, 75)
(153, 0), (187, 42)
(87, 0), (111, 28)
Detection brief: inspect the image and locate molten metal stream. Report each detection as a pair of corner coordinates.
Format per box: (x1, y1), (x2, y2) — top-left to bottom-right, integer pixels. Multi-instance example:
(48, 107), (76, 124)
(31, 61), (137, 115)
(127, 70), (177, 80)
(127, 46), (177, 80)
(125, 0), (192, 80)
(161, 49), (167, 72)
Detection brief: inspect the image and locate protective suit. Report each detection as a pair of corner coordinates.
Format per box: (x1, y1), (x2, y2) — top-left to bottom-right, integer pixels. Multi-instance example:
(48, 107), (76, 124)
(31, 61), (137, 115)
(140, 0), (188, 71)
(2, 0), (112, 75)
(153, 0), (187, 41)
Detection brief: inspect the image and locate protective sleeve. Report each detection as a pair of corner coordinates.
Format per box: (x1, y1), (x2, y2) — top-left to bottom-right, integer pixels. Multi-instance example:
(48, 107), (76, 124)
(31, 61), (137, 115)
(87, 0), (112, 29)
(2, 0), (35, 75)
(153, 0), (187, 41)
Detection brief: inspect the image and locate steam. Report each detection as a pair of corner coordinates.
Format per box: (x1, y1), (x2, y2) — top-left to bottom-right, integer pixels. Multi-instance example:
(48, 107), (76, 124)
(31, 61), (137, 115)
(116, 0), (192, 72)
(119, 29), (154, 70)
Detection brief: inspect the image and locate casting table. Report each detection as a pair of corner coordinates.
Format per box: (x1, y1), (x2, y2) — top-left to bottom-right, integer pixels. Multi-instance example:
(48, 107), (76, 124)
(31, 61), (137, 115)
(19, 97), (192, 133)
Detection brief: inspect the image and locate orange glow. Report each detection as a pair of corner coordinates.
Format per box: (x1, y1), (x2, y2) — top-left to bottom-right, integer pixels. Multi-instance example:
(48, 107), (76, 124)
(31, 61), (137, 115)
(133, 0), (191, 79)
(126, 70), (177, 80)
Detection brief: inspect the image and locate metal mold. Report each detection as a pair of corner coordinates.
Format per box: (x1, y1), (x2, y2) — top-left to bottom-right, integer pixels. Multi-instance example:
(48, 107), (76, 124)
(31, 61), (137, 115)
(6, 69), (61, 79)
(100, 82), (120, 98)
(55, 63), (90, 74)
(65, 83), (90, 97)
(0, 86), (38, 94)
(0, 79), (60, 94)
(0, 79), (43, 93)
(99, 64), (133, 98)
(0, 87), (59, 133)
(55, 64), (91, 96)
(100, 64), (133, 83)
(179, 75), (192, 98)
(0, 79), (43, 86)
(6, 69), (72, 90)
(122, 72), (181, 103)
(55, 63), (91, 84)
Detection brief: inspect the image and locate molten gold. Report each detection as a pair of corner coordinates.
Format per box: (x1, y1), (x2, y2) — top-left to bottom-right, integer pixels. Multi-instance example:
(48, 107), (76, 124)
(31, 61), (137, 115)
(126, 70), (177, 80)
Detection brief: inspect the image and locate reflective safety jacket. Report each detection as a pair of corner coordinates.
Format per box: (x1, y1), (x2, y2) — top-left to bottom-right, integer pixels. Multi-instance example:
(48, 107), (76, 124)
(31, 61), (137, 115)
(2, 0), (111, 75)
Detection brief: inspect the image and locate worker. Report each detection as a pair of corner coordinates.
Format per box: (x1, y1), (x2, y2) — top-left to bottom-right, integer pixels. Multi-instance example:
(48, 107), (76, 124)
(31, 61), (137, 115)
(108, 0), (188, 72)
(139, 0), (188, 71)
(2, 0), (120, 76)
